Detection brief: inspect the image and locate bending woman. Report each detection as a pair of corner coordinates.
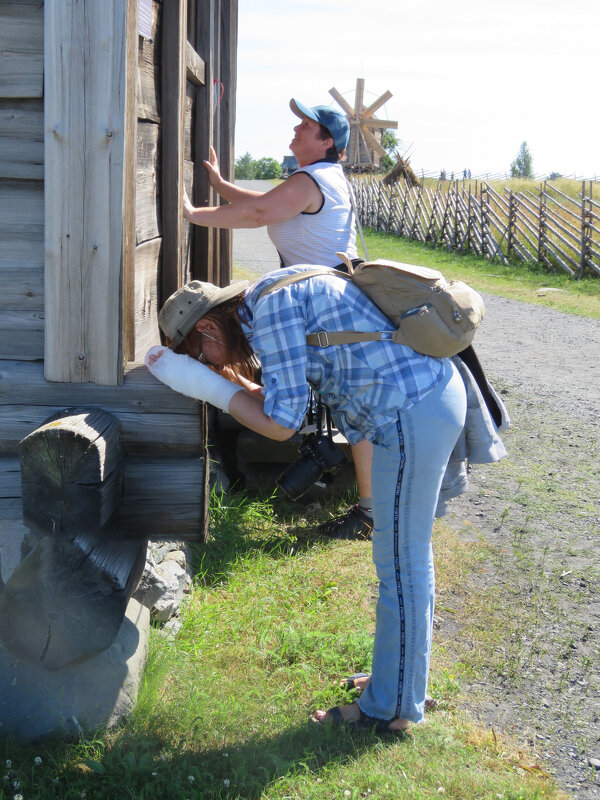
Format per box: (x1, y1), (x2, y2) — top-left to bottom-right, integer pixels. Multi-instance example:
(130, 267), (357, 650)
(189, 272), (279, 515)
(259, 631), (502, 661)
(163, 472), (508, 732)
(145, 265), (467, 731)
(183, 98), (373, 541)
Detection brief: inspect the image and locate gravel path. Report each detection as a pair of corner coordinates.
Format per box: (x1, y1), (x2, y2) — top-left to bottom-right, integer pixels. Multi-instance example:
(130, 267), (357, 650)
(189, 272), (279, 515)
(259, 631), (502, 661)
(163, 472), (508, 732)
(232, 197), (600, 797)
(442, 296), (600, 798)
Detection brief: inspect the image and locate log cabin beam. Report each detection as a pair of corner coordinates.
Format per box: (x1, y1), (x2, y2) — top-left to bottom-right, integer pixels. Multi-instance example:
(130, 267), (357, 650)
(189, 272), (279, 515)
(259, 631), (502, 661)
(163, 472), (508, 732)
(44, 0), (138, 385)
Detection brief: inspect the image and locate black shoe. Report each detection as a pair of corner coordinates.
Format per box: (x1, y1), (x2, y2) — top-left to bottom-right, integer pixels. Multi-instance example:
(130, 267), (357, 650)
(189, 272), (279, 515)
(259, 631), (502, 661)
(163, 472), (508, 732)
(319, 504), (373, 540)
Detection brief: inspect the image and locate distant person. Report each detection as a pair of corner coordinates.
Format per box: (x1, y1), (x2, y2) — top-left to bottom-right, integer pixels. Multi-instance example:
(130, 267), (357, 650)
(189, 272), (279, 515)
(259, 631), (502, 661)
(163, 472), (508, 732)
(463, 169), (467, 180)
(182, 99), (373, 540)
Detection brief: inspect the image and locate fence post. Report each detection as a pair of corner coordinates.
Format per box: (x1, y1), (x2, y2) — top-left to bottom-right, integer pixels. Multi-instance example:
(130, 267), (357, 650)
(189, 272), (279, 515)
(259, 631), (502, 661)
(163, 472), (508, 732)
(481, 184), (488, 259)
(538, 182), (548, 267)
(507, 190), (515, 259)
(580, 180), (592, 278)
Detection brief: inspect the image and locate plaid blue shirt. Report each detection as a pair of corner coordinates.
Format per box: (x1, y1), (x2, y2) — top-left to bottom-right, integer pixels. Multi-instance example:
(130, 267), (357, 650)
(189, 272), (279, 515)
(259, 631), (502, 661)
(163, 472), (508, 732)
(240, 265), (444, 444)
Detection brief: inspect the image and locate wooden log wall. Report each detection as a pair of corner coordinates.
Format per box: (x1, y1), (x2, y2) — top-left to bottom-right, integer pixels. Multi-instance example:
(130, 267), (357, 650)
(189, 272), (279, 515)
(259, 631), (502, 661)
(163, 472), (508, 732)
(0, 359), (208, 538)
(350, 177), (600, 278)
(0, 0), (238, 540)
(0, 1), (44, 362)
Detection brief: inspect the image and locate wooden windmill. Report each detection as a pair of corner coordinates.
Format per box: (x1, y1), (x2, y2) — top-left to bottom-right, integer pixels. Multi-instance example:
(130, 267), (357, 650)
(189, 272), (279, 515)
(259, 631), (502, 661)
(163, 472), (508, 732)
(329, 78), (398, 169)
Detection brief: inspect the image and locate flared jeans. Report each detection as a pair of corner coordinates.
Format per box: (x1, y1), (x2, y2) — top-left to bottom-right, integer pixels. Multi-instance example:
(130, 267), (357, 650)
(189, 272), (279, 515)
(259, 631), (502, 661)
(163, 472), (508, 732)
(358, 359), (467, 723)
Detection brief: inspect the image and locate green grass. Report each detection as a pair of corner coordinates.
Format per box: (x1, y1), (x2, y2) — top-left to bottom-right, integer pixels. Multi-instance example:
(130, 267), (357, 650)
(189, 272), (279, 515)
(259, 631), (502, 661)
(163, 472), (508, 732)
(1, 492), (566, 800)
(360, 230), (600, 319)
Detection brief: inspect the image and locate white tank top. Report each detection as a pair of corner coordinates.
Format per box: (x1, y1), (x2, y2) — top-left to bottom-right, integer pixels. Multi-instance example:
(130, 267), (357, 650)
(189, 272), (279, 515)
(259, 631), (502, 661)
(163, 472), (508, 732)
(267, 162), (358, 267)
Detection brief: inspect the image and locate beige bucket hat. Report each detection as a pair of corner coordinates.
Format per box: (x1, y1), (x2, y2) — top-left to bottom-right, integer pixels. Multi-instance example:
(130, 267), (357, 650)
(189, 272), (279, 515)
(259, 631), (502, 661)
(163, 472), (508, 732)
(159, 279), (249, 349)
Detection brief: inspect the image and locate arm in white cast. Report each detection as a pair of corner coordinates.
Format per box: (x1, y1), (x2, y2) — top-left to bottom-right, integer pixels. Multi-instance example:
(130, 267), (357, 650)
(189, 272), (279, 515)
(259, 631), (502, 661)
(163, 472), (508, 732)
(145, 346), (242, 413)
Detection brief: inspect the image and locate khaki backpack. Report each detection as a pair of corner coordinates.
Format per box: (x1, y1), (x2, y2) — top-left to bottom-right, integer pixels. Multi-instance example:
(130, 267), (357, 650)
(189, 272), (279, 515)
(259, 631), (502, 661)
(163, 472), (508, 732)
(258, 253), (485, 358)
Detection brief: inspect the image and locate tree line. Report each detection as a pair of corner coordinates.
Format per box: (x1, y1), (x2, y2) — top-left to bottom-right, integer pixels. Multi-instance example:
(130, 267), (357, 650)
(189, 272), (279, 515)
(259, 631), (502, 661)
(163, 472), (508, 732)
(235, 138), (554, 182)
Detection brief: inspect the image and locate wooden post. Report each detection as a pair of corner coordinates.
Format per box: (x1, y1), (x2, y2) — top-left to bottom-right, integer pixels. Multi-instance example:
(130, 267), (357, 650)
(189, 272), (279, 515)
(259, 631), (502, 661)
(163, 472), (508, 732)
(193, 0), (216, 283)
(507, 190), (515, 259)
(580, 180), (592, 278)
(161, 0), (188, 303)
(0, 408), (146, 671)
(44, 0), (138, 384)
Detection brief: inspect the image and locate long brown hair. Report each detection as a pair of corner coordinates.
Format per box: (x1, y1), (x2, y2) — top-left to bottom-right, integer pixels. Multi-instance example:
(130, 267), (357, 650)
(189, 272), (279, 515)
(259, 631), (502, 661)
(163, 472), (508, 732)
(175, 293), (257, 381)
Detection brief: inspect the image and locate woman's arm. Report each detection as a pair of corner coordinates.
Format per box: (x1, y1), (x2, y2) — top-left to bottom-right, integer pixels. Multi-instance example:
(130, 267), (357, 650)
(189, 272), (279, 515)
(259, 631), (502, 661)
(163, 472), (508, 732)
(183, 171), (322, 229)
(146, 347), (295, 442)
(229, 390), (296, 441)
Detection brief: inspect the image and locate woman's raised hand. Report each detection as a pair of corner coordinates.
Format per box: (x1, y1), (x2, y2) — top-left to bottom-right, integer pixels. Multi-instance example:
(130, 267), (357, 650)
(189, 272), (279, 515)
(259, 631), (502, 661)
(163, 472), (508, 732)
(203, 145), (222, 189)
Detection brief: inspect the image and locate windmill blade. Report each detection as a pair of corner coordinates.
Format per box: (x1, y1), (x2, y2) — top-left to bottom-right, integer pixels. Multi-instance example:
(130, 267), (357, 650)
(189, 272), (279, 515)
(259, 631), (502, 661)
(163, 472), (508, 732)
(328, 87), (354, 118)
(360, 125), (387, 158)
(361, 90), (393, 119)
(362, 118), (398, 130)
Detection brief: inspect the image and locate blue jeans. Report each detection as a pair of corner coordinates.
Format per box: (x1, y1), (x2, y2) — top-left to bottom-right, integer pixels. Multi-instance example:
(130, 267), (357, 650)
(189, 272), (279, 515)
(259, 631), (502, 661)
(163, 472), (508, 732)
(358, 359), (467, 723)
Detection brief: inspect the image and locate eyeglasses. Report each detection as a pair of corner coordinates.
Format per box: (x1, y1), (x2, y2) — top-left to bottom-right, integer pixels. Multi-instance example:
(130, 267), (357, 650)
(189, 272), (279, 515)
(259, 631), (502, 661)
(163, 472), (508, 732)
(200, 331), (224, 346)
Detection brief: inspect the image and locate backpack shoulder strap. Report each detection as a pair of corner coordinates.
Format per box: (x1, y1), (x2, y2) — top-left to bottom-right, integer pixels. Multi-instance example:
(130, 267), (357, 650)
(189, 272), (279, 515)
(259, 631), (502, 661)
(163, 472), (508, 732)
(256, 266), (393, 348)
(257, 267), (348, 300)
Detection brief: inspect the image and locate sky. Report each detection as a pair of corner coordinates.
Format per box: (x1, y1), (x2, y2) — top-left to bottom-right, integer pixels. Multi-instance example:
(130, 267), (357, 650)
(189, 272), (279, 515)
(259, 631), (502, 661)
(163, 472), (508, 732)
(233, 0), (599, 180)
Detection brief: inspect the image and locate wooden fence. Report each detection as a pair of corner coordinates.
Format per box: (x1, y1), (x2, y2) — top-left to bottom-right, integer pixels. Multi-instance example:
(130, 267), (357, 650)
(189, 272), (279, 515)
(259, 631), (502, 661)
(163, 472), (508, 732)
(350, 177), (600, 278)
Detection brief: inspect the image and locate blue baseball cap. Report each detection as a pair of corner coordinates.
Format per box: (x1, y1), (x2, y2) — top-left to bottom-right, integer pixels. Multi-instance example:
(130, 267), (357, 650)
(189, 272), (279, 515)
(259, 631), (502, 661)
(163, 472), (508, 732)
(290, 99), (350, 153)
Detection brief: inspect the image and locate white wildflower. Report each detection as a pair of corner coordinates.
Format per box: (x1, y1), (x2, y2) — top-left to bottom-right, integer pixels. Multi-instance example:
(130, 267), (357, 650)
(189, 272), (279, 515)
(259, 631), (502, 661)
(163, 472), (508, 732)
(13, 781), (20, 789)
(34, 756), (43, 765)
(224, 778), (231, 787)
(222, 752), (229, 757)
(437, 788), (445, 794)
(188, 775), (195, 784)
(344, 791), (351, 797)
(14, 794), (23, 800)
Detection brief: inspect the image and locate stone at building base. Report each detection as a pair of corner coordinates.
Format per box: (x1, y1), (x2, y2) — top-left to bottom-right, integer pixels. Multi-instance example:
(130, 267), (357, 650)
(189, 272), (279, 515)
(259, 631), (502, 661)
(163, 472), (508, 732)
(0, 598), (149, 741)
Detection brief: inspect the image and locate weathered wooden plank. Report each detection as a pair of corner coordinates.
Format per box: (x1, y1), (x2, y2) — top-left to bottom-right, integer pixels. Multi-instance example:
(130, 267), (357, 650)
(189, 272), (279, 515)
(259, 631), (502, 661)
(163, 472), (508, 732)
(185, 40), (206, 85)
(0, 456), (20, 498)
(116, 454), (205, 539)
(137, 0), (161, 123)
(182, 158), (194, 284)
(0, 406), (203, 455)
(184, 82), (194, 163)
(192, 0), (216, 282)
(45, 0), (134, 384)
(0, 498), (21, 521)
(215, 0), (237, 287)
(0, 310), (43, 361)
(161, 0), (187, 301)
(136, 122), (161, 244)
(0, 180), (43, 267)
(0, 360), (199, 414)
(0, 100), (43, 180)
(121, 0), (139, 366)
(0, 267), (43, 311)
(0, 3), (43, 99)
(133, 238), (162, 362)
(0, 453), (207, 539)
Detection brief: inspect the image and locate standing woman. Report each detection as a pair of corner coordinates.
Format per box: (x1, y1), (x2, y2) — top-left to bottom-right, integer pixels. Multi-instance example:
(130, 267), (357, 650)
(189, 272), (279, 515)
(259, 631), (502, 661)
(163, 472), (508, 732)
(145, 265), (467, 731)
(183, 98), (374, 539)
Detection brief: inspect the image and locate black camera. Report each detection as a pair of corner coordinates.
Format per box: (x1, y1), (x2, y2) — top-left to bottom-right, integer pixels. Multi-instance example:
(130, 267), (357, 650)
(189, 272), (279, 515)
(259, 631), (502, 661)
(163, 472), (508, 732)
(277, 431), (347, 501)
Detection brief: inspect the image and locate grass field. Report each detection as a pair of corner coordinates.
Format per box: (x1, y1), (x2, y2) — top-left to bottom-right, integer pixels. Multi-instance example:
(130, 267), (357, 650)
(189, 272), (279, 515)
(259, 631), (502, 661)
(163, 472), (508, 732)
(1, 491), (567, 800)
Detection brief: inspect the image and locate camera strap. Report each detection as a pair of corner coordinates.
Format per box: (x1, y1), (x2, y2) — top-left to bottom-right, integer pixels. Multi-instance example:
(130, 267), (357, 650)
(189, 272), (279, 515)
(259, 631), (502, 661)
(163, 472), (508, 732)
(313, 394), (335, 444)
